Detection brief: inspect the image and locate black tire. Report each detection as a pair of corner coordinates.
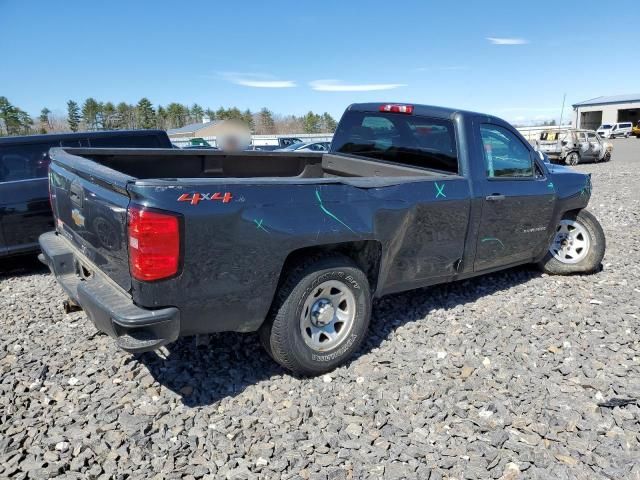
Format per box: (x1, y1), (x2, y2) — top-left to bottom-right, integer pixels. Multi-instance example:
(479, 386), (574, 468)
(565, 151), (580, 166)
(537, 209), (605, 275)
(260, 254), (371, 376)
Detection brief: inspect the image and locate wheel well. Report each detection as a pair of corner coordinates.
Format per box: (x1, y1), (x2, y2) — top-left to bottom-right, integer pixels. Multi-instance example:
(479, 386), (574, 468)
(279, 241), (383, 293)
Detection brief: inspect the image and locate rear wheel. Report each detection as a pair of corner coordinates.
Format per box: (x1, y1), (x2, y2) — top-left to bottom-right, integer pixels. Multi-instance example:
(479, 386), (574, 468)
(537, 209), (605, 275)
(260, 254), (371, 376)
(565, 151), (580, 166)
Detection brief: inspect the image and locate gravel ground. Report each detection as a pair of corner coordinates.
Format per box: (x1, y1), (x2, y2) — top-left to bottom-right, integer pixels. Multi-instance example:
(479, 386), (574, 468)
(1, 139), (639, 480)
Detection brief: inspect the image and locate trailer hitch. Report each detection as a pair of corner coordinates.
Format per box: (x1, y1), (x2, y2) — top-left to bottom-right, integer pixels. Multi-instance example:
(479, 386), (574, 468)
(63, 299), (82, 314)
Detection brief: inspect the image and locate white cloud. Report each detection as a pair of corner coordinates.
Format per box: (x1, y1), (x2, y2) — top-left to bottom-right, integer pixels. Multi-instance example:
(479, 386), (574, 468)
(221, 72), (296, 88)
(234, 79), (296, 88)
(486, 37), (529, 45)
(309, 79), (406, 92)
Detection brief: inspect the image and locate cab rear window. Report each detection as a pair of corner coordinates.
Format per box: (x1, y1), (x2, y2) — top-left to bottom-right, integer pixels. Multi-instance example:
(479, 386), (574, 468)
(332, 111), (458, 173)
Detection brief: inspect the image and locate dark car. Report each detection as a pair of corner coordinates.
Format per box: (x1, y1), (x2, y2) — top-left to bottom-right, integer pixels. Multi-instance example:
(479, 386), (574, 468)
(0, 130), (171, 258)
(40, 103), (605, 375)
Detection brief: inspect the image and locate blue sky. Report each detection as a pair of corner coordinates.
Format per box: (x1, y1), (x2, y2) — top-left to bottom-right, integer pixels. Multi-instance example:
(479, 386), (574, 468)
(1, 0), (638, 124)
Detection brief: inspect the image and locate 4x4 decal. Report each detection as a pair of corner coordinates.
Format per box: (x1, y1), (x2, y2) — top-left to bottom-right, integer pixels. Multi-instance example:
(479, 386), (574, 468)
(177, 192), (233, 205)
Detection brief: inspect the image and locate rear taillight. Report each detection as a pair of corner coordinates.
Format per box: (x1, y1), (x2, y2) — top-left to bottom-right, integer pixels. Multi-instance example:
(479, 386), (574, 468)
(128, 206), (180, 281)
(379, 104), (414, 114)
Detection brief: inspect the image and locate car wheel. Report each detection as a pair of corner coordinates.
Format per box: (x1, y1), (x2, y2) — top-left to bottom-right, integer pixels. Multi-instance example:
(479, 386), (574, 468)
(537, 209), (605, 275)
(625, 132), (630, 138)
(565, 151), (580, 166)
(260, 254), (371, 376)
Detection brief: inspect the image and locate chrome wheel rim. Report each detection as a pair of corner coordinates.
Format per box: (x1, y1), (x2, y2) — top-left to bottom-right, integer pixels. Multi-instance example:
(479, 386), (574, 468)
(550, 219), (590, 264)
(300, 280), (356, 351)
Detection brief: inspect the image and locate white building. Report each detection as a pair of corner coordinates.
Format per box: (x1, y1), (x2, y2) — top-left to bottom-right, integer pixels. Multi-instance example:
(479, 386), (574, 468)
(572, 94), (640, 130)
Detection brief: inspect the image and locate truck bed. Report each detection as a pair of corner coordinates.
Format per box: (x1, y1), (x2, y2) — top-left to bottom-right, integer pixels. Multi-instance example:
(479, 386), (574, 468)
(54, 148), (441, 180)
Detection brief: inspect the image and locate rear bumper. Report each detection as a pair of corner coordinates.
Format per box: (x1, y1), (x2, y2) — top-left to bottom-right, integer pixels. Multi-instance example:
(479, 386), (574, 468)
(38, 231), (180, 353)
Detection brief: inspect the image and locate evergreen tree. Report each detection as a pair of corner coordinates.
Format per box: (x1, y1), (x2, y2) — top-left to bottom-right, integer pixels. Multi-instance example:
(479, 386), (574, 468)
(190, 103), (204, 123)
(136, 98), (156, 129)
(39, 107), (51, 133)
(204, 108), (216, 121)
(102, 102), (116, 129)
(67, 100), (81, 132)
(82, 98), (101, 130)
(302, 111), (321, 133)
(116, 102), (134, 129)
(166, 103), (188, 128)
(242, 109), (254, 131)
(0, 96), (21, 135)
(321, 112), (337, 132)
(256, 107), (275, 134)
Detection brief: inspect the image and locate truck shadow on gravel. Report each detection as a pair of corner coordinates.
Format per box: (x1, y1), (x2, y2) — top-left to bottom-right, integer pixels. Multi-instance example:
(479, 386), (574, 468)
(138, 266), (541, 407)
(0, 254), (48, 279)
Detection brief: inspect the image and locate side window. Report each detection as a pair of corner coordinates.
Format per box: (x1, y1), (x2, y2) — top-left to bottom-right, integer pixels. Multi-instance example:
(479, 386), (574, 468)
(587, 132), (598, 142)
(480, 124), (533, 178)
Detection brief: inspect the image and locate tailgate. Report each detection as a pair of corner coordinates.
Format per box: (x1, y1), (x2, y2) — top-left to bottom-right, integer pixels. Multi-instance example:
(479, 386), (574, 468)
(49, 150), (133, 291)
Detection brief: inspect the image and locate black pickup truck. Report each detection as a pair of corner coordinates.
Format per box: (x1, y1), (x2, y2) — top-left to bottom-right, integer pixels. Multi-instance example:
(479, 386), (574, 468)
(39, 103), (605, 375)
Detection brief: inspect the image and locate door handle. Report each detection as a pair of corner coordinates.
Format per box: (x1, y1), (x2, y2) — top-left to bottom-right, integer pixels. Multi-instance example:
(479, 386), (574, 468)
(485, 194), (506, 201)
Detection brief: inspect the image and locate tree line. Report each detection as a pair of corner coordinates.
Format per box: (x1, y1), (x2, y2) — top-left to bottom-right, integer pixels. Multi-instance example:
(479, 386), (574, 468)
(0, 96), (337, 137)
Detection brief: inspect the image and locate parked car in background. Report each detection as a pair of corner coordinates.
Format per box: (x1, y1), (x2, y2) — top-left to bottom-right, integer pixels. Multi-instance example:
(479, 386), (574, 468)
(251, 137), (303, 150)
(610, 122), (633, 138)
(0, 130), (171, 258)
(41, 102), (605, 375)
(535, 128), (612, 165)
(181, 137), (217, 149)
(596, 124), (613, 138)
(597, 122), (633, 139)
(633, 121), (640, 138)
(276, 141), (331, 152)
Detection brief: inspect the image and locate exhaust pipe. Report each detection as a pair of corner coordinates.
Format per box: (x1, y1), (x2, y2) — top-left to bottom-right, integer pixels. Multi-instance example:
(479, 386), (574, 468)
(63, 299), (82, 314)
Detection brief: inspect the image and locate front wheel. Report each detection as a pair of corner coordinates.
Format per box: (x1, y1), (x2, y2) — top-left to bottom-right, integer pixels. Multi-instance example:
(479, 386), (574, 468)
(260, 254), (371, 376)
(565, 151), (580, 166)
(537, 209), (605, 275)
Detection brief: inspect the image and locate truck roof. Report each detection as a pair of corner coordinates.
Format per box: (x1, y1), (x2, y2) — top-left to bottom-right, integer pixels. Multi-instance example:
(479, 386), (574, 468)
(346, 102), (487, 121)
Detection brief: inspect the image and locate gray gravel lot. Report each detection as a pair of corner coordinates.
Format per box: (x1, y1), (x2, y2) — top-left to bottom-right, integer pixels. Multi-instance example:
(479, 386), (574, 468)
(1, 139), (639, 480)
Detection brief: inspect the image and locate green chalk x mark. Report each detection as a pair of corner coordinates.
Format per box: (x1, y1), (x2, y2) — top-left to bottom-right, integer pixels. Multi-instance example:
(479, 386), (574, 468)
(580, 177), (591, 197)
(435, 182), (446, 198)
(481, 237), (505, 248)
(315, 189), (355, 233)
(254, 219), (269, 233)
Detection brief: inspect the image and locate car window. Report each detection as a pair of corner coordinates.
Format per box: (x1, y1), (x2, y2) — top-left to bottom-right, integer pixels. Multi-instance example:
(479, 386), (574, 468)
(0, 142), (54, 182)
(333, 111), (458, 173)
(587, 132), (599, 142)
(480, 124), (533, 178)
(575, 132), (587, 142)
